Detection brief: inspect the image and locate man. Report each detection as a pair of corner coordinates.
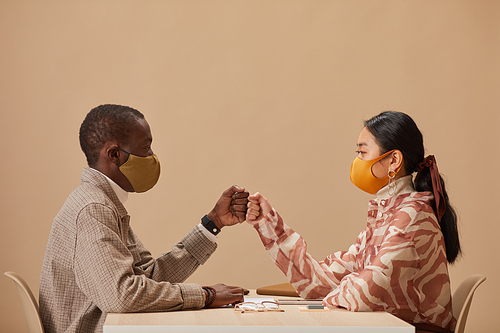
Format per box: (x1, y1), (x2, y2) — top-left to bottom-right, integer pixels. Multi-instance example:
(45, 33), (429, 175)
(39, 104), (248, 333)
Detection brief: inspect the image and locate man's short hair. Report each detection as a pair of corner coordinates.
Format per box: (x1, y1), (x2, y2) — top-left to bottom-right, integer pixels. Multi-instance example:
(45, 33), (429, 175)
(79, 104), (144, 167)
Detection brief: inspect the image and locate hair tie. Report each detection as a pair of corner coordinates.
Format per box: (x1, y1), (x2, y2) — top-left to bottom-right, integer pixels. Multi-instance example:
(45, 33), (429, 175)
(417, 156), (433, 172)
(416, 155), (446, 221)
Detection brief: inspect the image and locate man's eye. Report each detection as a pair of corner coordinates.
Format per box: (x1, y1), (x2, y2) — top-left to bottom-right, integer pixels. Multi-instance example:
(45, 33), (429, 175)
(356, 150), (365, 154)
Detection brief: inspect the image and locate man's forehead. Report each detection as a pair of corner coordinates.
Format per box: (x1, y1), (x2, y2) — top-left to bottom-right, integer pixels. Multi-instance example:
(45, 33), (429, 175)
(127, 118), (152, 142)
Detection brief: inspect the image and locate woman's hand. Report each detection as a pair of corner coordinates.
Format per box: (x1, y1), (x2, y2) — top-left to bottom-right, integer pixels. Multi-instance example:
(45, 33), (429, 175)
(246, 192), (273, 224)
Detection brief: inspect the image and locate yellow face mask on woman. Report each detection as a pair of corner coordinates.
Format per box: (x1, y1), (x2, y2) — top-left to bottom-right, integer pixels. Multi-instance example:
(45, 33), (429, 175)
(350, 150), (400, 195)
(118, 150), (161, 193)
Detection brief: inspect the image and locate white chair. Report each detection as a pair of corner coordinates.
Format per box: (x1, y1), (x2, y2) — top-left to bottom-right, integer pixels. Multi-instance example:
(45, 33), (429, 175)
(452, 274), (486, 333)
(4, 271), (45, 333)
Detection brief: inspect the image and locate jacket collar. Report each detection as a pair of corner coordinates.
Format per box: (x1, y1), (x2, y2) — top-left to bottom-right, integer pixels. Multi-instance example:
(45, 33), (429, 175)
(375, 175), (416, 200)
(81, 167), (128, 217)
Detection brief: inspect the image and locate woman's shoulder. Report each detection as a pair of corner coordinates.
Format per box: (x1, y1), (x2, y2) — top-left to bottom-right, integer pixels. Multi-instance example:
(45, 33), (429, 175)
(398, 191), (434, 209)
(390, 192), (439, 230)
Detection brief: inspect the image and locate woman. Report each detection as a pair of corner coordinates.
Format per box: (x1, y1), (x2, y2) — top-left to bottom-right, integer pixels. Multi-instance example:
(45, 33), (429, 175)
(246, 111), (461, 333)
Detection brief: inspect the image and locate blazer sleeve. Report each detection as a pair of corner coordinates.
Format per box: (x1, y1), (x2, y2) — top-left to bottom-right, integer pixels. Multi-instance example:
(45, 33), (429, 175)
(128, 224), (217, 284)
(73, 202), (209, 313)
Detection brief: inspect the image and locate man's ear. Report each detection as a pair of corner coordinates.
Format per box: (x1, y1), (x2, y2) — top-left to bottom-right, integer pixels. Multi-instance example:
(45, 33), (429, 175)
(106, 145), (122, 166)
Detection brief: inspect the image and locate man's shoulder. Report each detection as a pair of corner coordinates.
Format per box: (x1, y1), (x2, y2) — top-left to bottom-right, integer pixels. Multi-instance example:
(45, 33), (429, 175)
(57, 168), (119, 220)
(72, 169), (111, 204)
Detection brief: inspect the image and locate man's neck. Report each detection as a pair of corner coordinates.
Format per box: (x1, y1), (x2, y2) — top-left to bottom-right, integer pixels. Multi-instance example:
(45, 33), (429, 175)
(92, 168), (129, 204)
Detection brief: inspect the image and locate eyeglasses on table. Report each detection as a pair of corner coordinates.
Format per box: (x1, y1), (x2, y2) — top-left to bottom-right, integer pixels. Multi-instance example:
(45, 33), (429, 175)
(234, 301), (284, 313)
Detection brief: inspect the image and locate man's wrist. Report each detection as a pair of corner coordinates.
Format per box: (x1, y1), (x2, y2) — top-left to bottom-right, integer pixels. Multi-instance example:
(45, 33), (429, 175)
(207, 211), (223, 229)
(202, 287), (210, 307)
(202, 214), (221, 235)
(202, 286), (216, 308)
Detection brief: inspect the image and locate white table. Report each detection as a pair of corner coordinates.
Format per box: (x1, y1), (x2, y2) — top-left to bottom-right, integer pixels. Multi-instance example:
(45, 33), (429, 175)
(104, 296), (414, 333)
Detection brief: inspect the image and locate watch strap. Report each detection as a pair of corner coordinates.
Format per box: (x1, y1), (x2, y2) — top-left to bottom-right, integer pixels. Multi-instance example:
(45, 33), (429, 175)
(201, 215), (221, 235)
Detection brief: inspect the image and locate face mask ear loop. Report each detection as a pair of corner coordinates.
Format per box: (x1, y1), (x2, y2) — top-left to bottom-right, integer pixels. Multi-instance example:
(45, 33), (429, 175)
(115, 146), (130, 155)
(106, 146), (124, 167)
(114, 146), (131, 167)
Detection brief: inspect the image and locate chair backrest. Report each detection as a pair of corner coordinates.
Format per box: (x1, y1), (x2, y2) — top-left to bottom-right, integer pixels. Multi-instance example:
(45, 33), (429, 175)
(4, 271), (45, 333)
(452, 274), (486, 333)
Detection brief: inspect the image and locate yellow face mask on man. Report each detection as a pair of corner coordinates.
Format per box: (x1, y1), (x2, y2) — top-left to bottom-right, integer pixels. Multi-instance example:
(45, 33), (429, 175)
(118, 149), (161, 193)
(350, 150), (401, 195)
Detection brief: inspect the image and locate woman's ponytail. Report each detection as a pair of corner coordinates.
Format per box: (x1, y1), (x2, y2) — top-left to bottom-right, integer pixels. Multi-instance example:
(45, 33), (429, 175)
(414, 160), (461, 263)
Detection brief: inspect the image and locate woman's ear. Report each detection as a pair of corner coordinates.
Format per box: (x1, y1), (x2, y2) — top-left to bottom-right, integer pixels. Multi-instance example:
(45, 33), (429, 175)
(390, 150), (405, 175)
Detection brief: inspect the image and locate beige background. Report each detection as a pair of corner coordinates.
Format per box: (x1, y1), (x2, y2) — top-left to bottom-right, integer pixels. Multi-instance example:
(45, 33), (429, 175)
(1, 1), (498, 332)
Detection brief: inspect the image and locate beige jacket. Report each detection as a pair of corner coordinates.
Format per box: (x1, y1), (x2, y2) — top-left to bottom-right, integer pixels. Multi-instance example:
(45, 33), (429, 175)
(39, 168), (217, 333)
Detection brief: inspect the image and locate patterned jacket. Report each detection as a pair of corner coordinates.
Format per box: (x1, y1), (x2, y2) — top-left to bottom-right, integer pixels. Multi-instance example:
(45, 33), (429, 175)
(39, 168), (217, 333)
(249, 176), (455, 330)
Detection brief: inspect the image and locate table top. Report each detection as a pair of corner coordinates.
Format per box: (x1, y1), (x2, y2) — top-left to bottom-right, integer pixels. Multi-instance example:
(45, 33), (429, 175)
(104, 291), (414, 333)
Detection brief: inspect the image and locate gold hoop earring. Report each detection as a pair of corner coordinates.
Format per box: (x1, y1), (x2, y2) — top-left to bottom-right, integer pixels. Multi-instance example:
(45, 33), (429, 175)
(388, 169), (397, 197)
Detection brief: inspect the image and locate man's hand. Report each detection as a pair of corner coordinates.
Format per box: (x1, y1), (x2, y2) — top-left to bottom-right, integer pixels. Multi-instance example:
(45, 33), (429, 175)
(207, 185), (249, 229)
(246, 192), (273, 224)
(206, 283), (245, 308)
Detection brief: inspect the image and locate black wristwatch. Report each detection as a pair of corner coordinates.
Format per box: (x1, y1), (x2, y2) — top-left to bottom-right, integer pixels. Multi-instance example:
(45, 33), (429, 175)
(201, 215), (221, 235)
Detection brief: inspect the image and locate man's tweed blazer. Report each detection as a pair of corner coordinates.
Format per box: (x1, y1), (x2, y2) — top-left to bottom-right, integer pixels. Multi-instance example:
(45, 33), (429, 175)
(39, 168), (217, 332)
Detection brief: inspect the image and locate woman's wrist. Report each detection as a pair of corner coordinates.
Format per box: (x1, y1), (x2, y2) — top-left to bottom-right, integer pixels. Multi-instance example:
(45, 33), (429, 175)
(254, 209), (284, 236)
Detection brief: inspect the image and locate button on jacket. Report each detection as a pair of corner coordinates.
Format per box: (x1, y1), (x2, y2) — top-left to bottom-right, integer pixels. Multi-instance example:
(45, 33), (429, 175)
(39, 168), (217, 333)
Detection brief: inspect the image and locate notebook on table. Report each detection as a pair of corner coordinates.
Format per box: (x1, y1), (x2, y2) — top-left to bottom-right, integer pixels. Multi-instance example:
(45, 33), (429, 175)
(256, 282), (299, 297)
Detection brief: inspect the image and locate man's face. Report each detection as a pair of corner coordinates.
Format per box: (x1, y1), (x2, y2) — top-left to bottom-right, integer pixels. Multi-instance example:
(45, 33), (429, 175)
(106, 117), (155, 192)
(119, 118), (154, 159)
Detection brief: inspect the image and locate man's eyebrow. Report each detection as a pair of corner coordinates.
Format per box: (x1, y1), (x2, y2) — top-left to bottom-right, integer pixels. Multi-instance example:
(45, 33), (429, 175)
(357, 142), (368, 148)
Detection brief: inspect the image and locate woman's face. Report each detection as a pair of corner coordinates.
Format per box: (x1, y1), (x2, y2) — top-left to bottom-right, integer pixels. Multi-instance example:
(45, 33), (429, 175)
(356, 127), (392, 179)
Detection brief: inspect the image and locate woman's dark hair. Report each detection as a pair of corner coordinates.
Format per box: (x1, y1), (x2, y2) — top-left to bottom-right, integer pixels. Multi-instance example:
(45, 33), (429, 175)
(79, 104), (144, 167)
(364, 111), (461, 264)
